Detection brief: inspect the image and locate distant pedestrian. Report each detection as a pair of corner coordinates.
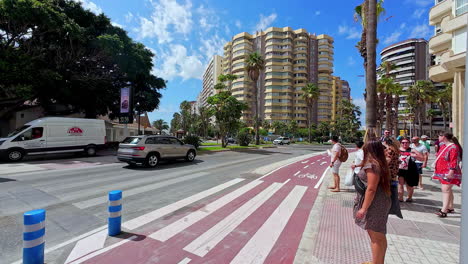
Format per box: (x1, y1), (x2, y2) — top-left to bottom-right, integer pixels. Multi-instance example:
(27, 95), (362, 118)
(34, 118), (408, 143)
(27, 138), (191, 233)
(328, 136), (342, 192)
(411, 137), (428, 189)
(380, 130), (391, 142)
(351, 141), (365, 174)
(354, 139), (392, 264)
(433, 133), (463, 217)
(420, 135), (431, 153)
(397, 138), (419, 202)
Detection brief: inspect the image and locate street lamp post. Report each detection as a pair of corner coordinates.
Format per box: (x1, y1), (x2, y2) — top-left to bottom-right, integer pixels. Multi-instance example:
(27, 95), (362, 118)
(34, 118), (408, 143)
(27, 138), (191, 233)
(136, 102), (141, 135)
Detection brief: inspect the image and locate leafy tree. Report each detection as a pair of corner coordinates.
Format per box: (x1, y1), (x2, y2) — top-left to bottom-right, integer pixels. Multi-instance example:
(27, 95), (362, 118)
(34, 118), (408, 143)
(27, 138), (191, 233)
(435, 83), (452, 132)
(272, 121), (287, 136)
(287, 120), (299, 138)
(170, 112), (181, 134)
(301, 83), (320, 143)
(426, 109), (438, 138)
(334, 100), (362, 142)
(246, 52), (265, 145)
(152, 119), (169, 134)
(0, 0), (165, 119)
(198, 106), (211, 138)
(237, 131), (252, 146)
(179, 100), (192, 133)
(406, 80), (437, 135)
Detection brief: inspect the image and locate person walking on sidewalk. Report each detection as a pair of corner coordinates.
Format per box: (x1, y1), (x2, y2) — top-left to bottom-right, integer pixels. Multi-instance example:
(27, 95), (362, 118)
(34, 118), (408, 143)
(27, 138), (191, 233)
(351, 141), (365, 175)
(328, 136), (342, 192)
(411, 137), (428, 189)
(354, 139), (392, 264)
(433, 133), (463, 218)
(397, 139), (420, 202)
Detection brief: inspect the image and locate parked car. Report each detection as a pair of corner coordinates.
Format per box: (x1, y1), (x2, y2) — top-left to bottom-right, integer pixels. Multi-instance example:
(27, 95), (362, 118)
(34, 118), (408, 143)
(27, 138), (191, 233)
(0, 117), (106, 162)
(273, 137), (290, 145)
(226, 137), (236, 144)
(117, 135), (197, 167)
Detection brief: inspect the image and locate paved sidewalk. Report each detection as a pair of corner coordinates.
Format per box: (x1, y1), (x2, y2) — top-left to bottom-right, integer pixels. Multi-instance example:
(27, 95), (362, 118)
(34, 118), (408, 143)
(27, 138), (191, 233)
(302, 153), (461, 264)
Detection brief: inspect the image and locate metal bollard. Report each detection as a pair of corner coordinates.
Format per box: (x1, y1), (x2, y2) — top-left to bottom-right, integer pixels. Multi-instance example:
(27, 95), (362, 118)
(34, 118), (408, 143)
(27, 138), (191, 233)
(108, 190), (122, 236)
(23, 209), (46, 264)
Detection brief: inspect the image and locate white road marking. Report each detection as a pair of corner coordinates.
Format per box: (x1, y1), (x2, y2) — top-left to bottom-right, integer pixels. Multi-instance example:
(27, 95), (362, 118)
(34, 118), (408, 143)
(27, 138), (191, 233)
(284, 179), (291, 184)
(184, 183), (284, 257)
(304, 165), (309, 169)
(65, 230), (107, 263)
(123, 178), (245, 230)
(74, 172), (210, 209)
(230, 186), (307, 264)
(294, 171), (301, 176)
(149, 180), (263, 242)
(314, 167), (331, 189)
(178, 258), (192, 264)
(320, 162), (327, 166)
(67, 236), (138, 264)
(301, 160), (309, 164)
(311, 162), (315, 165)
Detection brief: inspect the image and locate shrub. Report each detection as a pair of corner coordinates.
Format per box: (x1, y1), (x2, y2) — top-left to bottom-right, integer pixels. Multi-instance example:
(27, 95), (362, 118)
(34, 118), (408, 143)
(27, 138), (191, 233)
(237, 131), (252, 146)
(183, 135), (202, 149)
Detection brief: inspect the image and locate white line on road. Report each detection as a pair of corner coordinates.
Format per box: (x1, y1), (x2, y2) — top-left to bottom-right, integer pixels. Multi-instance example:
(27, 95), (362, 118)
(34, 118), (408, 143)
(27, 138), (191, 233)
(183, 183), (284, 257)
(320, 162), (327, 166)
(67, 236), (138, 264)
(123, 178), (245, 230)
(314, 167), (330, 189)
(178, 258), (192, 264)
(311, 162), (315, 165)
(284, 179), (291, 184)
(301, 160), (309, 164)
(230, 186), (307, 264)
(304, 165), (309, 169)
(149, 180), (262, 242)
(65, 230), (107, 263)
(294, 171), (301, 176)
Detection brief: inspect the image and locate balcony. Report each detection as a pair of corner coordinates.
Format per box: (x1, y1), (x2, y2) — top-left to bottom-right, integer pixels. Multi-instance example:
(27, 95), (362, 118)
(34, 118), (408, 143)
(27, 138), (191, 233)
(429, 0), (452, 25)
(429, 32), (452, 53)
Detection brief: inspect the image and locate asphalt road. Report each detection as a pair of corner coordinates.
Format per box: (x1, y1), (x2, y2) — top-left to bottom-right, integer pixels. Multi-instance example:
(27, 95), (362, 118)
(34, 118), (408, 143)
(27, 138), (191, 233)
(0, 144), (330, 264)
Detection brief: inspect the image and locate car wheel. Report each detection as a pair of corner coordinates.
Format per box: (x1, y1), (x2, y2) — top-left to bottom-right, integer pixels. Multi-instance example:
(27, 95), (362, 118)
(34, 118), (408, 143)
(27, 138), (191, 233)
(85, 146), (97, 156)
(185, 150), (196, 162)
(146, 153), (159, 168)
(7, 149), (24, 162)
(280, 142), (283, 145)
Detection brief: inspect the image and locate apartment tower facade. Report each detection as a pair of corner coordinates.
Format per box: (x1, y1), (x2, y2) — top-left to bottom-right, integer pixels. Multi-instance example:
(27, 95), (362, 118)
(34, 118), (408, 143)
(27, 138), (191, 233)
(198, 55), (223, 110)
(222, 27), (334, 128)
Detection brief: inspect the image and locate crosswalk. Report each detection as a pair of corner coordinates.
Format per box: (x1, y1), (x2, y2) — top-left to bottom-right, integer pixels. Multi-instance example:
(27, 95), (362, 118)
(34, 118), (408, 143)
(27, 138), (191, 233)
(63, 153), (332, 264)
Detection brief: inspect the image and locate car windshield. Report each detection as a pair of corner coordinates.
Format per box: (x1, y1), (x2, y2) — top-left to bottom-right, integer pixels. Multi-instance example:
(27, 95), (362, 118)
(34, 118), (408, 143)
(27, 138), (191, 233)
(121, 137), (142, 144)
(7, 125), (30, 138)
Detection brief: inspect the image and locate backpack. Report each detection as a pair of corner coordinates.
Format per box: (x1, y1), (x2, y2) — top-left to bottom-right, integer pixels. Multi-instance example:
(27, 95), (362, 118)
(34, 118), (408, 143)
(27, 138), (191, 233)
(338, 144), (349, 162)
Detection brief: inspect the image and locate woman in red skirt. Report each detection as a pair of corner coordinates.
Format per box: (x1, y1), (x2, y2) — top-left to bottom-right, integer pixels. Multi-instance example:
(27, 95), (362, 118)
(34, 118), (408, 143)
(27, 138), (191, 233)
(433, 133), (463, 217)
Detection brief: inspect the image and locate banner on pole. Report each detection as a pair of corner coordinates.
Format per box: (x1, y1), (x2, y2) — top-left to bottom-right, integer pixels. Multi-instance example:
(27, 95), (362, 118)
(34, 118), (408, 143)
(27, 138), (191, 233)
(119, 87), (133, 124)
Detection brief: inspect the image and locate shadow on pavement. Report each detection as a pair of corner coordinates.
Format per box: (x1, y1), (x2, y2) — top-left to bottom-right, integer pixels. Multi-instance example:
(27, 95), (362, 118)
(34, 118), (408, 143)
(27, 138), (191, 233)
(123, 159), (205, 171)
(0, 178), (16, 183)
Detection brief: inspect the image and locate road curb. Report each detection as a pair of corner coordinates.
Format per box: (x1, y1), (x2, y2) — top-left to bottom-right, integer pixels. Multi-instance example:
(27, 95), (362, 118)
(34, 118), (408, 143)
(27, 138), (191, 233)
(294, 155), (355, 264)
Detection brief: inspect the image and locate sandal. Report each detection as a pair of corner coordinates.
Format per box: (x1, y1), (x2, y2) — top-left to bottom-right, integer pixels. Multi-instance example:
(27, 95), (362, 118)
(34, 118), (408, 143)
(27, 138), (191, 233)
(405, 198), (413, 203)
(436, 209), (447, 218)
(448, 209), (455, 213)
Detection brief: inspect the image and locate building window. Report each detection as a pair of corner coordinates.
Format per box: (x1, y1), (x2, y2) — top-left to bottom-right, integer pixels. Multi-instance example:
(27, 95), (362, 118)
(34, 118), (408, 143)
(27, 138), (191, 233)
(455, 0), (468, 16)
(452, 27), (467, 54)
(435, 24), (442, 35)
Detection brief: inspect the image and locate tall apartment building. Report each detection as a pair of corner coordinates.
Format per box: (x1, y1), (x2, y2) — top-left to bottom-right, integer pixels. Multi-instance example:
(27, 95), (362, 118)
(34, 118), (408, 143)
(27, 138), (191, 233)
(330, 76), (352, 121)
(341, 80), (351, 101)
(199, 55), (223, 109)
(429, 0), (467, 141)
(380, 38), (446, 135)
(222, 27), (334, 127)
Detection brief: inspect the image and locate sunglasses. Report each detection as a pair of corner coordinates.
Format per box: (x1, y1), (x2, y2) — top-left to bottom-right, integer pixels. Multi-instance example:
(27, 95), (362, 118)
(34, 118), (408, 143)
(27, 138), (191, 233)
(402, 141), (409, 144)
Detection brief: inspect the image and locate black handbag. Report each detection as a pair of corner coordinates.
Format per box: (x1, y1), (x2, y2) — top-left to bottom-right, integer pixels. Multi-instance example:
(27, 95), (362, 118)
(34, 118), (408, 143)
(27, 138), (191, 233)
(353, 172), (367, 195)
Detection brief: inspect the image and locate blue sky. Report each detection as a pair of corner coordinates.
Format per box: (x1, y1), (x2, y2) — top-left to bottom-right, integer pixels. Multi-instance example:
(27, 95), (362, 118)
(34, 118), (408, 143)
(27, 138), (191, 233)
(76, 0), (435, 125)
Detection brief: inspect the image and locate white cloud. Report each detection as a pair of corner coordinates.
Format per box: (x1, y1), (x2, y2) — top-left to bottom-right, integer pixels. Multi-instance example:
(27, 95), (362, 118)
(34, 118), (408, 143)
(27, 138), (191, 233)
(383, 31), (402, 45)
(199, 34), (226, 61)
(338, 24), (361, 40)
(125, 12), (134, 23)
(405, 0), (432, 7)
(196, 5), (219, 32)
(111, 22), (124, 28)
(153, 44), (204, 81)
(235, 20), (242, 29)
(412, 9), (425, 19)
(409, 24), (432, 39)
(347, 56), (356, 66)
(254, 13), (277, 32)
(136, 0), (193, 43)
(73, 0), (102, 14)
(400, 23), (407, 29)
(315, 11), (321, 16)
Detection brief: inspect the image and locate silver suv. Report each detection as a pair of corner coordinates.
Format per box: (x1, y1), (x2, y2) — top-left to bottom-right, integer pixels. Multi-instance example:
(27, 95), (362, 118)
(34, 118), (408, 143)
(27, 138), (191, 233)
(117, 136), (197, 167)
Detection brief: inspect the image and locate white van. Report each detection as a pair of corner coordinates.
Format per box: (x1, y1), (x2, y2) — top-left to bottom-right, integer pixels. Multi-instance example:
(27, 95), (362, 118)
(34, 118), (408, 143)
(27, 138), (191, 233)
(0, 117), (106, 162)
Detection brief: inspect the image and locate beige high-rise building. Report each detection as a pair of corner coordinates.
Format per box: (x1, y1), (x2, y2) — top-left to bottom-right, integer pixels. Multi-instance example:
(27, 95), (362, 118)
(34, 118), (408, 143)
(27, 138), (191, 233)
(199, 55), (223, 110)
(330, 76), (352, 121)
(428, 0), (467, 141)
(222, 27), (334, 127)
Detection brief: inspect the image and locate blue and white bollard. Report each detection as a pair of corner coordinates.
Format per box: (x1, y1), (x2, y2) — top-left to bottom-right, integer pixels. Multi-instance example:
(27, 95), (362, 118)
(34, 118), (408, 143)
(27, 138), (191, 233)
(23, 209), (46, 264)
(108, 190), (122, 236)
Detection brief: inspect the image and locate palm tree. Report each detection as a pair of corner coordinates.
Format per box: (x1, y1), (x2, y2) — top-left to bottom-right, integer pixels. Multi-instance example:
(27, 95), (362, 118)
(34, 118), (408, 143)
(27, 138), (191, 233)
(287, 120), (299, 138)
(426, 109), (438, 138)
(152, 119), (169, 134)
(246, 52), (265, 145)
(435, 83), (452, 132)
(406, 80), (437, 135)
(301, 83), (320, 143)
(198, 106), (211, 138)
(272, 121), (286, 136)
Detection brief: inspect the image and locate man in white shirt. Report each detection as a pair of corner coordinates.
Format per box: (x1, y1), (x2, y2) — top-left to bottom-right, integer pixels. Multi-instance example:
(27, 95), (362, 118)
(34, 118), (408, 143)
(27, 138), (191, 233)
(328, 136), (342, 192)
(351, 141), (365, 174)
(411, 136), (428, 190)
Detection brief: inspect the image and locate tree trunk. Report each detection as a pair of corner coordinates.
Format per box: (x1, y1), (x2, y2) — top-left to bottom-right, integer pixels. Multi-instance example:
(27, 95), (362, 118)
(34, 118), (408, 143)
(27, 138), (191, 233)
(254, 80), (260, 145)
(385, 94), (393, 131)
(365, 0), (378, 141)
(429, 118), (433, 138)
(393, 96), (400, 137)
(418, 109), (423, 136)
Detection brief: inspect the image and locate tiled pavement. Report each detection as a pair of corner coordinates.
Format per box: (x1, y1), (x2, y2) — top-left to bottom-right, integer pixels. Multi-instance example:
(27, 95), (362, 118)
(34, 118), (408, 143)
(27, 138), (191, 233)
(311, 153), (460, 264)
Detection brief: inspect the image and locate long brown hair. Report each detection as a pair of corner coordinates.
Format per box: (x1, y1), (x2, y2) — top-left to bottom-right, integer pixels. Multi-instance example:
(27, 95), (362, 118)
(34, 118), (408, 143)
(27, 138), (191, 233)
(442, 133), (463, 160)
(362, 139), (391, 196)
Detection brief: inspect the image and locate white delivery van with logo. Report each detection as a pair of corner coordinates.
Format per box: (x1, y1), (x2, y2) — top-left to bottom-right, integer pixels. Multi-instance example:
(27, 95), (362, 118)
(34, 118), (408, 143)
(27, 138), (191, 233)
(0, 117), (106, 162)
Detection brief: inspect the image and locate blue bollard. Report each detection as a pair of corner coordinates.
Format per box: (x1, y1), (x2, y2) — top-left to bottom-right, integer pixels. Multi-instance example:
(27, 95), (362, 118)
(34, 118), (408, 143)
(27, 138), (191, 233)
(23, 209), (46, 264)
(108, 190), (122, 236)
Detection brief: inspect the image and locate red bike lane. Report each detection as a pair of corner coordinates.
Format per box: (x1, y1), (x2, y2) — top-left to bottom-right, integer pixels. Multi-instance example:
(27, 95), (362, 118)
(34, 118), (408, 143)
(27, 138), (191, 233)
(66, 153), (334, 264)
